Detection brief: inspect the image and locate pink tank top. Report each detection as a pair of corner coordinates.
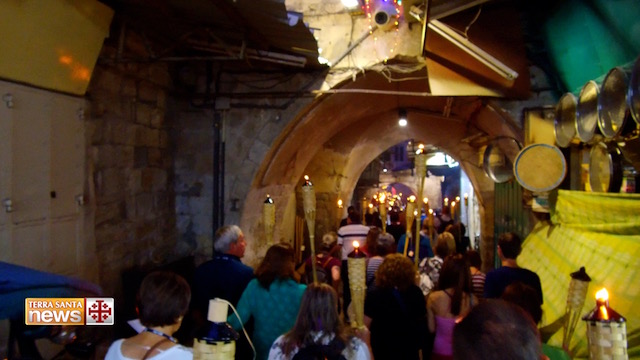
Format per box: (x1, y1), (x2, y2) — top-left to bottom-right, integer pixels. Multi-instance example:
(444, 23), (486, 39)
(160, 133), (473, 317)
(433, 315), (456, 356)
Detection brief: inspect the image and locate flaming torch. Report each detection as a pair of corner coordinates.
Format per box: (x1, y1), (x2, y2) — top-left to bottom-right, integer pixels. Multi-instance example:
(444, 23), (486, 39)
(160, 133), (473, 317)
(563, 267), (591, 351)
(582, 288), (628, 359)
(414, 146), (427, 266)
(404, 196), (416, 257)
(263, 194), (275, 245)
(302, 175), (318, 283)
(379, 192), (387, 233)
(348, 240), (366, 329)
(361, 197), (368, 224)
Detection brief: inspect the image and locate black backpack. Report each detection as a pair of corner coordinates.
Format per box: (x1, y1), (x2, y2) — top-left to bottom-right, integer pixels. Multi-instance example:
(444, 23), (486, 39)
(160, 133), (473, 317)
(303, 256), (333, 284)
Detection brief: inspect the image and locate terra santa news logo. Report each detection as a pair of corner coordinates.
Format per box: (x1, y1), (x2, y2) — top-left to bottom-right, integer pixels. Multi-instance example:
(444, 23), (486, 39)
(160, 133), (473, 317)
(25, 298), (114, 326)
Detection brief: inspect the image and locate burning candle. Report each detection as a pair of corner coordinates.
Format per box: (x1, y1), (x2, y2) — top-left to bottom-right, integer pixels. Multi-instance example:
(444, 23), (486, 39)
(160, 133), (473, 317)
(464, 193), (469, 206)
(451, 201), (456, 222)
(348, 240), (367, 329)
(423, 197), (429, 221)
(350, 240), (362, 257)
(582, 287), (628, 359)
(444, 197), (449, 207)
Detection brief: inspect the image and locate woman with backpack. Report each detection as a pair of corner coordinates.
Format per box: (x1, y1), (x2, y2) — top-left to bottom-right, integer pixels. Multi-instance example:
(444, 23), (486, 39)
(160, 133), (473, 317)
(268, 283), (372, 360)
(297, 232), (341, 289)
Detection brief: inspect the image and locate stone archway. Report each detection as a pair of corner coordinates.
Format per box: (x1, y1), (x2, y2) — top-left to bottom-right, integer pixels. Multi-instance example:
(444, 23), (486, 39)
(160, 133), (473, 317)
(240, 70), (522, 267)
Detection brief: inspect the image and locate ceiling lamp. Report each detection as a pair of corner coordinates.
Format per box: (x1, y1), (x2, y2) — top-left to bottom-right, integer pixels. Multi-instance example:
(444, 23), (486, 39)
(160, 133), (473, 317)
(398, 109), (408, 126)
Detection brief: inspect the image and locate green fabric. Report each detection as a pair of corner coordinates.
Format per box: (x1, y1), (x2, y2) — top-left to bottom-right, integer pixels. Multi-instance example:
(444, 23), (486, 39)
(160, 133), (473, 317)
(518, 190), (640, 359)
(542, 0), (640, 93)
(543, 343), (572, 360)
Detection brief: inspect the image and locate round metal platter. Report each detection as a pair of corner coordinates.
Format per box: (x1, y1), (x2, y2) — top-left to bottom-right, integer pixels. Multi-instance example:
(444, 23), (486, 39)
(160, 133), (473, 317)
(483, 137), (521, 183)
(629, 55), (640, 125)
(588, 142), (623, 193)
(514, 144), (567, 192)
(576, 80), (600, 142)
(599, 67), (629, 138)
(555, 93), (577, 148)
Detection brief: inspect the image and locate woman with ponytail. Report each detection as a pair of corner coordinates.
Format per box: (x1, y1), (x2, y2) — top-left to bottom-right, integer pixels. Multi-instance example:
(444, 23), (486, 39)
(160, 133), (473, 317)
(426, 254), (477, 360)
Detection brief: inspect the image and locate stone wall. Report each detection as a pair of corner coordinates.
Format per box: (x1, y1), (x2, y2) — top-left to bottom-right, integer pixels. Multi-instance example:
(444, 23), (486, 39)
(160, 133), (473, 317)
(172, 68), (324, 266)
(86, 41), (176, 297)
(173, 106), (214, 264)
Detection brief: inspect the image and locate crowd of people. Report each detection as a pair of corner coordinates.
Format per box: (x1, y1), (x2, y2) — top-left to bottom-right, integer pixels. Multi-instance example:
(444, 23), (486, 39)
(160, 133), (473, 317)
(108, 209), (568, 360)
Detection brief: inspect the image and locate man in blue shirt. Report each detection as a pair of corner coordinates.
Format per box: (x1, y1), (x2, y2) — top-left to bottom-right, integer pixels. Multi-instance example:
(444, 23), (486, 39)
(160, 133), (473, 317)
(484, 232), (543, 304)
(397, 220), (434, 262)
(191, 225), (254, 356)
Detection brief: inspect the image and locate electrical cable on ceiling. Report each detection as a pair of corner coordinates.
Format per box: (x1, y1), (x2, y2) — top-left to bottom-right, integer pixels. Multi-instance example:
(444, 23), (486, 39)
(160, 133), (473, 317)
(464, 7), (483, 38)
(223, 73), (297, 90)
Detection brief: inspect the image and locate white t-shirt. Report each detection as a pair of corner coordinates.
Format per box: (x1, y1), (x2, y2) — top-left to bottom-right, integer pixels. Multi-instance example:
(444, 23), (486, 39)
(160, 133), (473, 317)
(337, 224), (371, 260)
(268, 332), (371, 360)
(104, 339), (193, 360)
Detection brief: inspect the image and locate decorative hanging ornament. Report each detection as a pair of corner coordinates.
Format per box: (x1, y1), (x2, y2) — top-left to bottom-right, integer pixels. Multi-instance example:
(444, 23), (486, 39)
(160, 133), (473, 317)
(363, 0), (402, 63)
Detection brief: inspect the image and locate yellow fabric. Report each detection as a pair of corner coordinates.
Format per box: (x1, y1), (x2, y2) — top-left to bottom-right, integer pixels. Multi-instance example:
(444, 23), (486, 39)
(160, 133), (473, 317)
(518, 190), (640, 359)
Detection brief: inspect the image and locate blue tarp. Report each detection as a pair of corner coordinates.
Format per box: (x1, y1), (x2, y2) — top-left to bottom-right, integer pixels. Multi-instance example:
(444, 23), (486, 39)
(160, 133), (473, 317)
(0, 262), (102, 320)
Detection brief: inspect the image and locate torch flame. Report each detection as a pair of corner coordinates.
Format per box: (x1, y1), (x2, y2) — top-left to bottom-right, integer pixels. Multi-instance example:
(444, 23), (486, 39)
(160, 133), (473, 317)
(304, 175), (309, 181)
(596, 288), (610, 320)
(353, 241), (360, 249)
(338, 199), (343, 207)
(423, 197), (428, 204)
(408, 195), (416, 202)
(596, 288), (609, 301)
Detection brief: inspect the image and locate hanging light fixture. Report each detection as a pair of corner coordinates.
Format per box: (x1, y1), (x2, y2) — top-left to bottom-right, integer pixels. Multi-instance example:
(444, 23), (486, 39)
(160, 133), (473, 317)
(398, 109), (408, 126)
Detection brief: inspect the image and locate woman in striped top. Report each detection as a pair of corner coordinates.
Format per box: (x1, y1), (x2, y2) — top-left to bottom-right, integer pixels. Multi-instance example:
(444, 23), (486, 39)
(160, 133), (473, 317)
(465, 250), (486, 300)
(365, 230), (395, 290)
